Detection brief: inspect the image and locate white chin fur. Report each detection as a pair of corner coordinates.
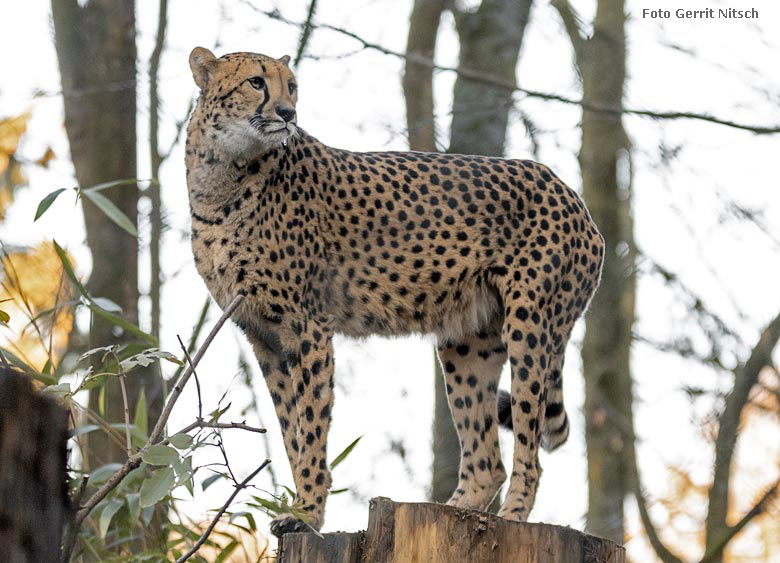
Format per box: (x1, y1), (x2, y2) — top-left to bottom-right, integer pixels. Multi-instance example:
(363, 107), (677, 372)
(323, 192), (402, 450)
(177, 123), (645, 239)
(220, 123), (294, 158)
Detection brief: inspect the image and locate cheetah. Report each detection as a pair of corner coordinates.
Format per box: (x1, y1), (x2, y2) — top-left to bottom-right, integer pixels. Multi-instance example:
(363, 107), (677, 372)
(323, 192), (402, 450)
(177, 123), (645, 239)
(185, 47), (604, 537)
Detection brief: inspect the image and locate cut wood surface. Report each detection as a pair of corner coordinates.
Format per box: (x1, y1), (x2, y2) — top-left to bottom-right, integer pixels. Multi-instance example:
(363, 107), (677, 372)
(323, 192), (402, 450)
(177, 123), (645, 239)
(0, 366), (69, 563)
(279, 497), (625, 563)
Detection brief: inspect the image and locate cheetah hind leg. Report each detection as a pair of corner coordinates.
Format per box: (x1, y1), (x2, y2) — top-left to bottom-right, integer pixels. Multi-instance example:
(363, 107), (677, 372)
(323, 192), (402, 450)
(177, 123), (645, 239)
(495, 357), (570, 453)
(437, 332), (508, 512)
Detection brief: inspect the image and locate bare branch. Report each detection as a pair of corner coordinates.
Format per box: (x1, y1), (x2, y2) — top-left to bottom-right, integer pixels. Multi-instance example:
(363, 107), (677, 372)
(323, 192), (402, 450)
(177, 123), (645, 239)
(626, 443), (684, 563)
(550, 0), (587, 68)
(175, 460), (271, 563)
(705, 310), (780, 555)
(177, 334), (202, 420)
(294, 0), (318, 67)
(62, 295), (245, 558)
(175, 420), (267, 435)
(247, 4), (780, 135)
(700, 478), (780, 563)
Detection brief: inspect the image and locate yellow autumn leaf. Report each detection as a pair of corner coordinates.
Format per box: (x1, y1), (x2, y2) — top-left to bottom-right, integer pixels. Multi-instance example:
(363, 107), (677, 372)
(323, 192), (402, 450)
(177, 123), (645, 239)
(0, 242), (75, 371)
(36, 146), (56, 168)
(0, 112), (30, 168)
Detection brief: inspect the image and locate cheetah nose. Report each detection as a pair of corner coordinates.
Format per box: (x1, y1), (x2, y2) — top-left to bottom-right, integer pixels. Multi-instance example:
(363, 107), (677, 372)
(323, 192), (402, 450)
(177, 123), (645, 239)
(276, 106), (296, 123)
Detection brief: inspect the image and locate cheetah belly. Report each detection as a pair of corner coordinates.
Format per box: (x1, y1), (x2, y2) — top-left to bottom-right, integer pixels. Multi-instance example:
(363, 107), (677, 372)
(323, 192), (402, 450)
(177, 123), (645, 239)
(324, 258), (503, 342)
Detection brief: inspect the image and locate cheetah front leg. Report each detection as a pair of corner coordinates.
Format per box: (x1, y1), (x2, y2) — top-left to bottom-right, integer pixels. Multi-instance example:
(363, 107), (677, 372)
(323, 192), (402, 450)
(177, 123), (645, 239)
(437, 332), (507, 511)
(267, 321), (335, 537)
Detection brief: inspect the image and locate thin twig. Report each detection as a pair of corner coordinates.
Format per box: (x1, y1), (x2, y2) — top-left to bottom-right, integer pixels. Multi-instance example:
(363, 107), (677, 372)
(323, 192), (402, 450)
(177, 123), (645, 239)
(111, 349), (133, 458)
(175, 420), (267, 435)
(60, 295), (244, 562)
(175, 460), (270, 563)
(177, 334), (203, 420)
(247, 4), (780, 135)
(294, 0), (318, 67)
(118, 374), (132, 457)
(59, 474), (90, 563)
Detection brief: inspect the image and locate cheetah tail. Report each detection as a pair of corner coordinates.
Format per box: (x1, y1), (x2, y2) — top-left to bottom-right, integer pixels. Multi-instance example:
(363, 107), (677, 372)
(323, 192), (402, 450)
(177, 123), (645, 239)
(496, 389), (570, 453)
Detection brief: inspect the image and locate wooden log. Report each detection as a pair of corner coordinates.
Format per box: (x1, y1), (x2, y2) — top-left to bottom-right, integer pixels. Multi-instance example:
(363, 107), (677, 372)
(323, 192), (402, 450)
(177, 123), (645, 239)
(0, 366), (70, 563)
(278, 497), (625, 563)
(279, 531), (365, 563)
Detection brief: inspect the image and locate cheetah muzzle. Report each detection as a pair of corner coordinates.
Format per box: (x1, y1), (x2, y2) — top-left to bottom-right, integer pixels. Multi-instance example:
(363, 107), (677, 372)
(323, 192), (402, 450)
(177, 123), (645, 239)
(185, 47), (604, 536)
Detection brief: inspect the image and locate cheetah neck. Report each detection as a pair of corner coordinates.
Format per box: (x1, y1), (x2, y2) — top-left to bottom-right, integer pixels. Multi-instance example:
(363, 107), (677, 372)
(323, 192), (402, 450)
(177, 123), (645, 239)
(185, 117), (291, 218)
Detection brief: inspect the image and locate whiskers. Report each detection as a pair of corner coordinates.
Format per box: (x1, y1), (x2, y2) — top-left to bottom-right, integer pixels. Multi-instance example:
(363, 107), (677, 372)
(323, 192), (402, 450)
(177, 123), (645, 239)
(248, 114), (298, 148)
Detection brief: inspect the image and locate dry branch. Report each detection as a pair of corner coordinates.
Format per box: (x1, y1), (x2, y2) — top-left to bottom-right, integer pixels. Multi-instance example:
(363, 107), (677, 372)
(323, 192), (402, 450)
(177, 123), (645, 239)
(175, 459), (270, 563)
(249, 4), (780, 135)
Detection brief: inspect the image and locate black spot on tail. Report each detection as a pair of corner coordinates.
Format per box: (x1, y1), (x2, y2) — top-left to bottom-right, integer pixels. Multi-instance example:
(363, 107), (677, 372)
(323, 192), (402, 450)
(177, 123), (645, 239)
(497, 389), (512, 431)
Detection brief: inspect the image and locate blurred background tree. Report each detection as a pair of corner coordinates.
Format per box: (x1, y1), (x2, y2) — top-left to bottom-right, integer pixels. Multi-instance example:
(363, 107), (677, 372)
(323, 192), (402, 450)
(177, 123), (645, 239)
(0, 1), (778, 561)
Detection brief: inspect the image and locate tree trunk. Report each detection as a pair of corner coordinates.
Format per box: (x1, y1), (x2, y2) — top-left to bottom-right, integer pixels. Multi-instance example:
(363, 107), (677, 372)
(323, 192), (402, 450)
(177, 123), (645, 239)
(403, 0), (534, 508)
(0, 366), (69, 563)
(448, 0), (533, 157)
(278, 497), (626, 562)
(50, 0), (163, 470)
(557, 0), (635, 543)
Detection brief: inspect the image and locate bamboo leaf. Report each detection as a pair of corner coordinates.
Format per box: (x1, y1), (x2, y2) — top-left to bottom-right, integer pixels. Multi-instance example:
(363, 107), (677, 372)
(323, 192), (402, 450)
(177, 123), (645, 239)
(134, 387), (148, 438)
(201, 473), (225, 491)
(330, 435), (363, 469)
(34, 188), (68, 221)
(82, 190), (138, 237)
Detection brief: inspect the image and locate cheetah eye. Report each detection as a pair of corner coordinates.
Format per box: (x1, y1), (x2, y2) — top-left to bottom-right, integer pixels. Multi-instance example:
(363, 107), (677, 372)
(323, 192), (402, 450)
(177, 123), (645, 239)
(288, 82), (297, 95)
(248, 76), (265, 90)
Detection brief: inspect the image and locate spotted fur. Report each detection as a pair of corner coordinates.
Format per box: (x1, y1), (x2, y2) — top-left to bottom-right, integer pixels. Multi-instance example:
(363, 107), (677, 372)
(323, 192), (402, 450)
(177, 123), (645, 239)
(185, 48), (604, 535)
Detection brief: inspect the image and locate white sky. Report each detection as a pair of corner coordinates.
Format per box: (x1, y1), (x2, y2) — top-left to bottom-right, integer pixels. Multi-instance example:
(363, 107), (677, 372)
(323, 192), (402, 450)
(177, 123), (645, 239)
(2, 0), (780, 560)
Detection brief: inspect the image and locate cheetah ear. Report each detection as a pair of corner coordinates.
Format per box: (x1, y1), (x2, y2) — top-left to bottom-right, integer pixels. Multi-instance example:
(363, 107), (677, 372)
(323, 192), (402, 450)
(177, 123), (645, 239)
(189, 47), (217, 90)
(279, 54), (291, 67)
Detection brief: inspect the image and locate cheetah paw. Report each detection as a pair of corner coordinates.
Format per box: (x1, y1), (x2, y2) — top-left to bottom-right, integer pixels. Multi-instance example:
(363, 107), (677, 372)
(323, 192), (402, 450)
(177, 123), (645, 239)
(270, 514), (312, 537)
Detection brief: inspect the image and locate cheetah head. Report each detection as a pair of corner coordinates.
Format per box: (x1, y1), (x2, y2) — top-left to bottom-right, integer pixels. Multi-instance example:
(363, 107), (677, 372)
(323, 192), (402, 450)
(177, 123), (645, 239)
(189, 47), (298, 157)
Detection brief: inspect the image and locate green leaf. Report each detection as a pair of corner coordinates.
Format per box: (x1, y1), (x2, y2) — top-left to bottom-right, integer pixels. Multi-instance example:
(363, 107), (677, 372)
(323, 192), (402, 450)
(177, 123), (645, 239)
(121, 348), (183, 371)
(79, 345), (118, 363)
(92, 296), (122, 313)
(168, 433), (193, 450)
(109, 423), (147, 447)
(70, 424), (100, 439)
(41, 382), (71, 400)
(139, 467), (175, 507)
(80, 373), (109, 391)
(215, 540), (238, 563)
(99, 498), (124, 538)
(330, 435), (363, 469)
(82, 189), (138, 237)
(81, 177), (147, 194)
(0, 308), (9, 324)
(126, 493), (141, 524)
(201, 473), (225, 491)
(53, 240), (88, 297)
(173, 456), (193, 485)
(89, 463), (123, 485)
(330, 488), (349, 495)
(134, 387), (148, 438)
(142, 444), (179, 466)
(34, 188), (69, 221)
(249, 495), (284, 516)
(88, 302), (157, 345)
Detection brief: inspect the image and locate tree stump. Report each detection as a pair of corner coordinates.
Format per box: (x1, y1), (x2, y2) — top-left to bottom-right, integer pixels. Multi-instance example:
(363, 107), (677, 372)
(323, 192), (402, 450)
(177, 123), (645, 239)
(0, 366), (70, 563)
(279, 497), (625, 562)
